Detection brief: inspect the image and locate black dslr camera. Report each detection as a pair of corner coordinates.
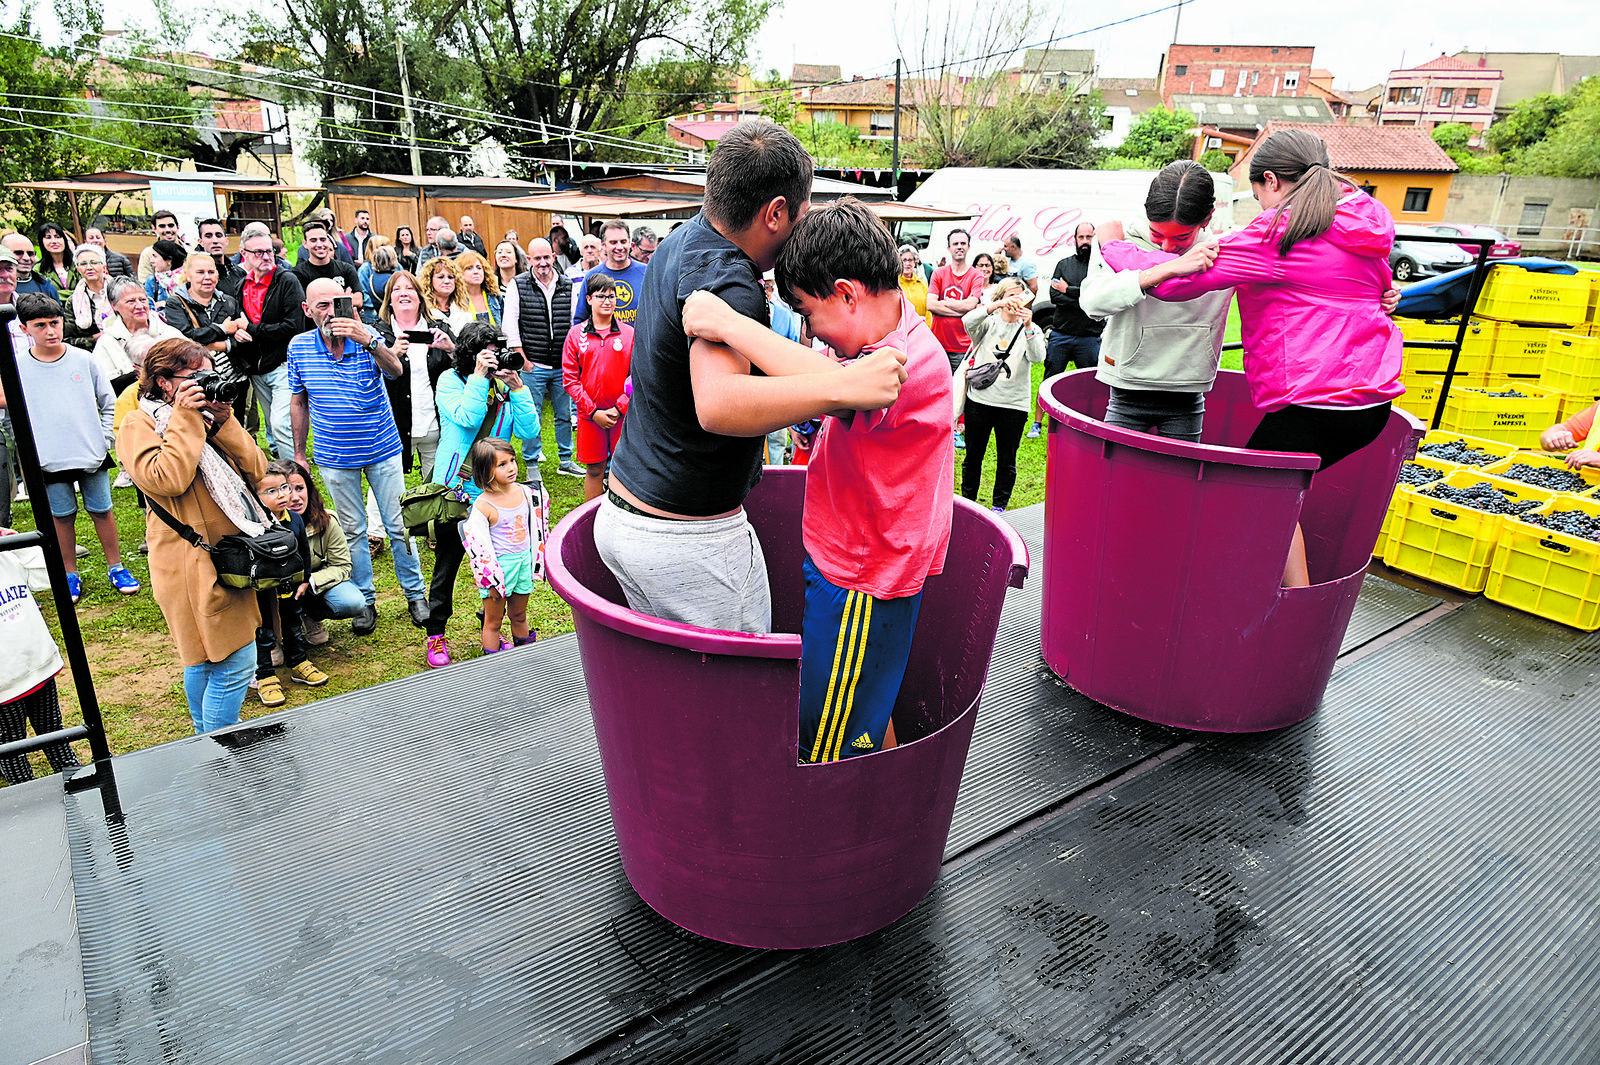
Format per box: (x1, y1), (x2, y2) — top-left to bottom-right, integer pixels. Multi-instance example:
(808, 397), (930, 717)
(192, 368), (246, 404)
(495, 346), (525, 372)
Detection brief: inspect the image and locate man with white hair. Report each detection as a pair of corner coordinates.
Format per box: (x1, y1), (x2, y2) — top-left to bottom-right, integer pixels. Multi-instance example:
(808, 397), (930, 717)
(503, 238), (581, 476)
(565, 233), (602, 282)
(456, 215), (487, 256)
(415, 216), (450, 270)
(288, 277), (429, 633)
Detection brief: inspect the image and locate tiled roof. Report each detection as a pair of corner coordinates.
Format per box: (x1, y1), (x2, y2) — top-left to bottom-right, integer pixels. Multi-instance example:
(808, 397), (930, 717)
(1415, 54), (1479, 70)
(1021, 49), (1095, 72)
(791, 64), (842, 86)
(805, 78), (896, 105)
(1255, 121), (1459, 172)
(1171, 94), (1334, 126)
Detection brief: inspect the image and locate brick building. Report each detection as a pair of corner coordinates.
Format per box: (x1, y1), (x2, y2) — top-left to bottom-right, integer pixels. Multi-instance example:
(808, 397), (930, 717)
(1378, 55), (1503, 143)
(1159, 45), (1315, 104)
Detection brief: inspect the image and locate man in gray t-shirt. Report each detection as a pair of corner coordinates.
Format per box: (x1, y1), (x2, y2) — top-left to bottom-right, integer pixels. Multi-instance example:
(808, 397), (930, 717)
(5, 293), (140, 600)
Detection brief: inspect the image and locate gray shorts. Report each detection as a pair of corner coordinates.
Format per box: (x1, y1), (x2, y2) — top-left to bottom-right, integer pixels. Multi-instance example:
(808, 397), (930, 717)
(594, 497), (772, 634)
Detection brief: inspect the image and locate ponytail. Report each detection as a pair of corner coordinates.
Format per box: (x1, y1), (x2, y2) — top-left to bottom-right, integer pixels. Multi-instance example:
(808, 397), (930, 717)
(1249, 128), (1355, 257)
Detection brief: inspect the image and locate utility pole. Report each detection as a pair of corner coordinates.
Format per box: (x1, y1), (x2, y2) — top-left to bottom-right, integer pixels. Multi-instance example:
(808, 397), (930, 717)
(891, 59), (902, 188)
(396, 32), (423, 176)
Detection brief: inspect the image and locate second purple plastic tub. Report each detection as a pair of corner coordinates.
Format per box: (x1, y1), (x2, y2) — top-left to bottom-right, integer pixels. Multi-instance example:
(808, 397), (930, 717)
(1039, 369), (1422, 733)
(545, 467), (1028, 949)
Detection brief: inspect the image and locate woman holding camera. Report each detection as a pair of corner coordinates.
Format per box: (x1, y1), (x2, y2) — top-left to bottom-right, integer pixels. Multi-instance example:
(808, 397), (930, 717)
(117, 337), (269, 733)
(419, 322), (540, 668)
(375, 269), (456, 481)
(958, 276), (1045, 513)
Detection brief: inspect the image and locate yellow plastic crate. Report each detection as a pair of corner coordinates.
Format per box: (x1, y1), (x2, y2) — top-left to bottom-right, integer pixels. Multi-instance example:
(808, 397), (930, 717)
(1487, 324), (1555, 378)
(1482, 452), (1600, 497)
(1387, 470), (1557, 592)
(1415, 429), (1520, 466)
(1485, 495), (1600, 630)
(1438, 382), (1563, 448)
(1396, 317), (1497, 374)
(1542, 331), (1600, 395)
(1376, 454), (1457, 560)
(1395, 369), (1491, 422)
(1587, 274), (1600, 325)
(1474, 266), (1590, 327)
(1555, 391), (1599, 427)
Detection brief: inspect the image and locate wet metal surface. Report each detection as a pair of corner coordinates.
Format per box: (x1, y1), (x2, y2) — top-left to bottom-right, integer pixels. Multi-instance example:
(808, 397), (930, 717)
(51, 504), (1508, 1064)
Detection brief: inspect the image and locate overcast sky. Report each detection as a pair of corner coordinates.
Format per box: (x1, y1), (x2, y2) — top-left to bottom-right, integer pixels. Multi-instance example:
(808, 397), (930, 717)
(751, 0), (1596, 91)
(66, 0), (1598, 97)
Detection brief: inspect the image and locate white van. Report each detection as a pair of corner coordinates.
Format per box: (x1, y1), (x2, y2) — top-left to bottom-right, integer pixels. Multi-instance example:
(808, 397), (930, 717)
(901, 167), (1237, 280)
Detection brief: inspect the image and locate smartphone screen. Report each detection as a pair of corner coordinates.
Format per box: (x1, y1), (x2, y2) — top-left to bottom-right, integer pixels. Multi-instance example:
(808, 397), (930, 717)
(405, 329), (433, 345)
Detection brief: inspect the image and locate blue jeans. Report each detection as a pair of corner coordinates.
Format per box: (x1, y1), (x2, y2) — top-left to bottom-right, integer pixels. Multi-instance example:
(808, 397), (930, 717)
(521, 364), (571, 463)
(182, 640), (255, 733)
(307, 579), (369, 619)
(249, 363), (295, 459)
(1045, 332), (1101, 375)
(320, 457), (427, 603)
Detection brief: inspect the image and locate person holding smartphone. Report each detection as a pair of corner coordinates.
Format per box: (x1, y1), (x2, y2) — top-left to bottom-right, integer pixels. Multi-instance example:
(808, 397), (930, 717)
(373, 270), (456, 481)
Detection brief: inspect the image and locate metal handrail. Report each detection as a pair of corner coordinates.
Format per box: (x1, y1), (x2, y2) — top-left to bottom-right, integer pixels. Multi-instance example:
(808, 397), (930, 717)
(0, 302), (121, 818)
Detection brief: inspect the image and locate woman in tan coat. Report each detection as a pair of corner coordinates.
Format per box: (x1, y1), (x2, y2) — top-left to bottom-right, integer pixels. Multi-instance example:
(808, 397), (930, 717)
(117, 338), (268, 733)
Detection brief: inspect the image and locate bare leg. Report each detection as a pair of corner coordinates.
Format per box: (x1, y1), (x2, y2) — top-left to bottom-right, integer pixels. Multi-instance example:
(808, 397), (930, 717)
(481, 594), (506, 653)
(883, 718), (898, 751)
(1282, 523), (1310, 588)
(584, 463), (606, 502)
(53, 515), (77, 572)
(89, 510), (123, 567)
(507, 593), (530, 641)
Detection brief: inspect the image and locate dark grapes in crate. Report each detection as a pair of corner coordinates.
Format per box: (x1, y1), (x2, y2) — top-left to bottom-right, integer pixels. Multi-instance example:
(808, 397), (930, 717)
(1397, 462), (1446, 486)
(1520, 509), (1600, 542)
(1420, 480), (1543, 515)
(1418, 439), (1499, 465)
(1495, 462), (1591, 494)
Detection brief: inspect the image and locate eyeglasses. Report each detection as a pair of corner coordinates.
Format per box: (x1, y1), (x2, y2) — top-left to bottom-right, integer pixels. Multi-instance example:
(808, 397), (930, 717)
(242, 247), (273, 257)
(592, 293), (617, 301)
(259, 484), (293, 496)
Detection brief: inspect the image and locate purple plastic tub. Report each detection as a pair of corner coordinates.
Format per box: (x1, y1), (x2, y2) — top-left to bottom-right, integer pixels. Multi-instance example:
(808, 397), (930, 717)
(1039, 369), (1422, 733)
(545, 467), (1028, 949)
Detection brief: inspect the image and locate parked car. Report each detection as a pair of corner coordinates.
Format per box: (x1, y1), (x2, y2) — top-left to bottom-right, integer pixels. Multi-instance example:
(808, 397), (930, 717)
(1390, 226), (1474, 281)
(1426, 223), (1522, 259)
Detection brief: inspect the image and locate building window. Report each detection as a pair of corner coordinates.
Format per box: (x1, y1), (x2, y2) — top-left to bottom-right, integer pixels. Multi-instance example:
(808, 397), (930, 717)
(1360, 182), (1378, 197)
(1175, 64), (1188, 76)
(1251, 70), (1260, 89)
(1438, 87), (1454, 107)
(1464, 90), (1480, 107)
(1210, 68), (1225, 87)
(1283, 71), (1299, 90)
(1403, 187), (1432, 213)
(1517, 202), (1548, 236)
(1388, 86), (1423, 105)
(1101, 114), (1115, 130)
(869, 111), (893, 132)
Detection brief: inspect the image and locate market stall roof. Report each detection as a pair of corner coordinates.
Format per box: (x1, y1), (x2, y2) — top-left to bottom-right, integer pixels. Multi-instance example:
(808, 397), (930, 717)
(7, 180), (149, 194)
(863, 202), (974, 222)
(482, 191), (700, 217)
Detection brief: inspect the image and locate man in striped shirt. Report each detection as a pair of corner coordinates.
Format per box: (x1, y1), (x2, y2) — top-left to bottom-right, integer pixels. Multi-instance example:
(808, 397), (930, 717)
(288, 278), (430, 634)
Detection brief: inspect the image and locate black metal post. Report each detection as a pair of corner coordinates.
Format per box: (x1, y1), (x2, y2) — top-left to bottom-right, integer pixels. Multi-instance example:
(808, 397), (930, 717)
(892, 59), (902, 185)
(0, 303), (121, 817)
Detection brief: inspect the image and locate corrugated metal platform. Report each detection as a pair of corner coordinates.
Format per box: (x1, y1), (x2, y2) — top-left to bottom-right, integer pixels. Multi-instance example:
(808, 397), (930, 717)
(22, 503), (1597, 1064)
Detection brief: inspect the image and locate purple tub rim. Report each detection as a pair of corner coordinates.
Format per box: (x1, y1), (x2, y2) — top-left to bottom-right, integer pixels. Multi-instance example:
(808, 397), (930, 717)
(545, 493), (1032, 661)
(1040, 370), (1322, 472)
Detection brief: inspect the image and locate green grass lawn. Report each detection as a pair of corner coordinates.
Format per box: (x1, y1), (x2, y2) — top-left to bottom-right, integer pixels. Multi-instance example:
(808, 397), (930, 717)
(8, 313), (1256, 780)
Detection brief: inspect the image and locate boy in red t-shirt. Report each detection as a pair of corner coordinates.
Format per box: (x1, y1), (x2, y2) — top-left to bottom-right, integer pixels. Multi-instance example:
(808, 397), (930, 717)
(683, 198), (954, 761)
(563, 272), (634, 500)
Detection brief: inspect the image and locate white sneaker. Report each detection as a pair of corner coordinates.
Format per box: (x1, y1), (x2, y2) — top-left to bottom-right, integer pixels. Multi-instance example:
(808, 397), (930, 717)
(113, 470), (135, 488)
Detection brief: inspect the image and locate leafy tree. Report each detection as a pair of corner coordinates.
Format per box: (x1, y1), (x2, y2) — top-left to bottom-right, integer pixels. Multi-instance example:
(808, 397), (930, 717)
(1486, 92), (1571, 157)
(1198, 149), (1232, 172)
(1116, 108), (1195, 168)
(919, 88), (1106, 169)
(790, 120), (892, 169)
(1431, 122), (1473, 153)
(756, 69), (797, 127)
(1516, 78), (1600, 178)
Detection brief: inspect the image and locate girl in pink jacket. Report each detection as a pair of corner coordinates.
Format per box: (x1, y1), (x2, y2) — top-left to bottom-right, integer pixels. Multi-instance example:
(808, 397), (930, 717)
(1114, 128), (1404, 586)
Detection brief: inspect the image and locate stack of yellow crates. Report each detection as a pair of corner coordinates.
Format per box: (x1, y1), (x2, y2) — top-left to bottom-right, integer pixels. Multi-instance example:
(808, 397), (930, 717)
(1395, 265), (1594, 447)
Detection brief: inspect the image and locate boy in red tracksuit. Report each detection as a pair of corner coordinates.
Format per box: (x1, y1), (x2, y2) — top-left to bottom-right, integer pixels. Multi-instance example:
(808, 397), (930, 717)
(563, 272), (635, 501)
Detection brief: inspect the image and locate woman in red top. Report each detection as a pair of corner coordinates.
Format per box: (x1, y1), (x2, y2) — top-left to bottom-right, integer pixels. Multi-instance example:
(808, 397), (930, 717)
(562, 272), (634, 501)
